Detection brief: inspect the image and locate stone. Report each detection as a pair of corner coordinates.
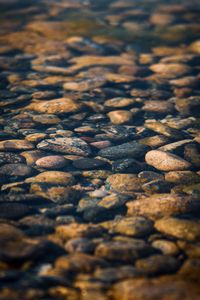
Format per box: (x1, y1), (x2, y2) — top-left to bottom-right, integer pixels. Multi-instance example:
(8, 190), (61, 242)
(63, 76), (106, 92)
(142, 100), (174, 114)
(0, 163), (33, 177)
(98, 141), (148, 160)
(112, 277), (200, 300)
(37, 137), (91, 156)
(135, 255), (180, 275)
(127, 194), (200, 219)
(145, 150), (191, 171)
(30, 183), (77, 203)
(165, 171), (200, 184)
(108, 216), (154, 237)
(95, 239), (153, 262)
(0, 203), (35, 220)
(21, 150), (45, 165)
(106, 174), (142, 193)
(0, 140), (34, 151)
(0, 152), (25, 165)
(145, 121), (185, 139)
(155, 217), (200, 241)
(104, 98), (136, 108)
(150, 63), (191, 78)
(26, 171), (75, 186)
(35, 155), (69, 169)
(25, 98), (82, 114)
(32, 114), (61, 125)
(152, 239), (179, 256)
(72, 158), (107, 170)
(56, 223), (105, 240)
(64, 238), (94, 254)
(108, 110), (133, 125)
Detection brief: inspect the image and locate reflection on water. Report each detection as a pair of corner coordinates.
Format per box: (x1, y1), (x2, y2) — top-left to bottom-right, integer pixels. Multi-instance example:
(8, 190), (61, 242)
(0, 0), (200, 300)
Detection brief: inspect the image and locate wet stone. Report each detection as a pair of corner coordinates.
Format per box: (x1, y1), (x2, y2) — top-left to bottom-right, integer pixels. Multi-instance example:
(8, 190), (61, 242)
(104, 98), (136, 108)
(145, 150), (191, 171)
(108, 110), (133, 125)
(106, 174), (142, 193)
(35, 155), (69, 169)
(73, 158), (107, 170)
(0, 140), (34, 151)
(135, 255), (180, 276)
(98, 141), (148, 160)
(0, 163), (33, 178)
(26, 171), (75, 186)
(0, 152), (25, 166)
(37, 137), (91, 156)
(155, 217), (200, 241)
(127, 194), (200, 220)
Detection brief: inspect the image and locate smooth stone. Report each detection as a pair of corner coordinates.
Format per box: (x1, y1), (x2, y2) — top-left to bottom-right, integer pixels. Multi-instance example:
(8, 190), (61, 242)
(25, 98), (82, 114)
(112, 277), (200, 300)
(37, 137), (91, 156)
(138, 171), (164, 183)
(150, 63), (191, 77)
(152, 239), (179, 256)
(98, 141), (148, 160)
(106, 174), (142, 193)
(64, 238), (94, 254)
(108, 110), (133, 125)
(104, 97), (136, 108)
(98, 194), (130, 210)
(140, 135), (169, 147)
(0, 163), (33, 177)
(63, 76), (106, 92)
(21, 150), (45, 165)
(165, 171), (200, 184)
(155, 217), (200, 241)
(127, 194), (200, 220)
(0, 203), (35, 220)
(0, 152), (25, 166)
(145, 150), (191, 171)
(35, 155), (69, 169)
(32, 114), (61, 125)
(95, 239), (153, 262)
(135, 255), (180, 275)
(142, 100), (174, 114)
(26, 171), (75, 186)
(108, 216), (154, 237)
(0, 140), (34, 151)
(56, 223), (105, 240)
(145, 121), (185, 139)
(73, 158), (107, 170)
(30, 183), (77, 203)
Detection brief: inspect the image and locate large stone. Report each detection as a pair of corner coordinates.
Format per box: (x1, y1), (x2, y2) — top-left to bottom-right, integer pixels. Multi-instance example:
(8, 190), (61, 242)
(145, 150), (191, 171)
(25, 98), (81, 114)
(37, 137), (91, 156)
(155, 217), (200, 241)
(106, 174), (142, 193)
(127, 194), (200, 219)
(98, 141), (148, 160)
(26, 171), (75, 186)
(0, 140), (34, 151)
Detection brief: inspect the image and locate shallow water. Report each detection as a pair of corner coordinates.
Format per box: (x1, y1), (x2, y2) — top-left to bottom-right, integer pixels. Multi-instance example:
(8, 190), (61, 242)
(0, 0), (200, 299)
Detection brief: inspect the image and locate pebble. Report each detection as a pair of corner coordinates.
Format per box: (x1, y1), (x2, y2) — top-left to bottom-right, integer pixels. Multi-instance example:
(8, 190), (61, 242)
(73, 158), (107, 170)
(26, 171), (75, 186)
(25, 98), (82, 114)
(98, 141), (148, 160)
(155, 217), (200, 241)
(104, 98), (136, 108)
(145, 150), (191, 171)
(108, 110), (133, 125)
(0, 163), (33, 177)
(106, 174), (142, 193)
(142, 100), (174, 114)
(35, 155), (69, 169)
(152, 239), (179, 256)
(127, 194), (200, 219)
(0, 140), (34, 151)
(150, 63), (191, 77)
(37, 137), (91, 156)
(0, 152), (25, 165)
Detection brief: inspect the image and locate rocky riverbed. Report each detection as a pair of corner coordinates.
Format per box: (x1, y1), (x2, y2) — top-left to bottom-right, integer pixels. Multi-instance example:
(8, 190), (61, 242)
(0, 0), (200, 299)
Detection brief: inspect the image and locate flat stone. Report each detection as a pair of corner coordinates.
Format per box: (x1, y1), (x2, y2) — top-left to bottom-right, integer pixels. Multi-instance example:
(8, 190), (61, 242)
(0, 152), (25, 166)
(25, 98), (82, 114)
(0, 163), (33, 177)
(152, 239), (179, 256)
(108, 110), (133, 125)
(98, 141), (148, 160)
(26, 171), (75, 186)
(73, 158), (107, 170)
(95, 239), (153, 262)
(135, 254), (180, 275)
(150, 63), (191, 78)
(0, 140), (34, 151)
(155, 217), (200, 241)
(106, 174), (142, 193)
(104, 98), (136, 108)
(63, 76), (106, 92)
(37, 137), (91, 156)
(127, 194), (200, 219)
(142, 100), (174, 114)
(108, 216), (154, 237)
(35, 155), (69, 169)
(112, 277), (200, 300)
(145, 150), (191, 171)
